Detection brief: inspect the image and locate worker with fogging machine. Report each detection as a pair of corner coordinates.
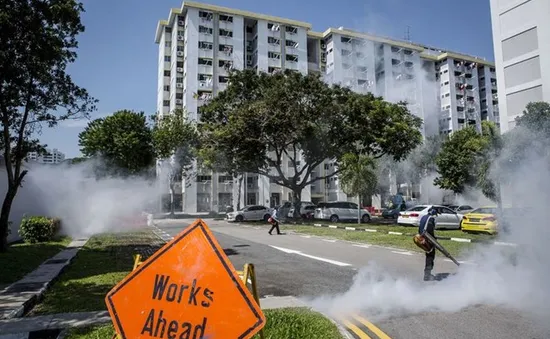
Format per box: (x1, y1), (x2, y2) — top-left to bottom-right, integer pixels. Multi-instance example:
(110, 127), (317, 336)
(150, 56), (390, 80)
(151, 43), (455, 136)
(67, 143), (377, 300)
(413, 207), (461, 281)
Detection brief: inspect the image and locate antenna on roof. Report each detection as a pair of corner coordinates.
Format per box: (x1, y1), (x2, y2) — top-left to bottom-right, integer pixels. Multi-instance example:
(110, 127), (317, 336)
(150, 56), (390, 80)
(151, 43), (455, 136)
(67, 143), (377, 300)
(405, 26), (411, 42)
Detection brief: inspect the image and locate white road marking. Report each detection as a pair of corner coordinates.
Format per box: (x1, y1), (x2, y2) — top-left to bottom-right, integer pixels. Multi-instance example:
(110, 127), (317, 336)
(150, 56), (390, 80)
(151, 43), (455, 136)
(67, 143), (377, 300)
(364, 229), (377, 232)
(328, 225), (338, 229)
(391, 251), (414, 256)
(300, 235), (312, 238)
(345, 227), (356, 230)
(314, 224), (323, 227)
(269, 246), (352, 267)
(322, 239), (337, 243)
(352, 244), (371, 249)
(388, 231), (403, 235)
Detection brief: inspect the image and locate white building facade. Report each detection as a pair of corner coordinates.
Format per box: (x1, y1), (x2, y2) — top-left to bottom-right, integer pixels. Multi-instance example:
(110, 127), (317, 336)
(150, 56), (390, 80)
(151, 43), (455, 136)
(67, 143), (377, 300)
(155, 1), (499, 212)
(27, 148), (65, 164)
(489, 0), (550, 133)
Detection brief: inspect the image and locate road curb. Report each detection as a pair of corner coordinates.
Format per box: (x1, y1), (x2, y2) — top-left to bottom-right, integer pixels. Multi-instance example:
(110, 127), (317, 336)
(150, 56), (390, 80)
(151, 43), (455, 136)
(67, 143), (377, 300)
(310, 223), (517, 247)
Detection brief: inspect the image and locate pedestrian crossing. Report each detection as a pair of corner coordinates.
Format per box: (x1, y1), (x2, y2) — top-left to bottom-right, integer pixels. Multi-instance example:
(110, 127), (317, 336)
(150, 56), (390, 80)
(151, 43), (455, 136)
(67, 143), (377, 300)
(339, 314), (392, 339)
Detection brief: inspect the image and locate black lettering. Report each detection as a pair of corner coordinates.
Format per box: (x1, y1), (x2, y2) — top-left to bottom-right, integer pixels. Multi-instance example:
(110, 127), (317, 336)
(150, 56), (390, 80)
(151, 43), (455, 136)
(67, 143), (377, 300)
(193, 317), (207, 339)
(140, 308), (155, 335)
(153, 274), (170, 300)
(188, 279), (201, 306)
(167, 320), (179, 339)
(179, 322), (192, 339)
(166, 284), (177, 302)
(176, 284), (189, 303)
(201, 288), (214, 307)
(153, 309), (167, 338)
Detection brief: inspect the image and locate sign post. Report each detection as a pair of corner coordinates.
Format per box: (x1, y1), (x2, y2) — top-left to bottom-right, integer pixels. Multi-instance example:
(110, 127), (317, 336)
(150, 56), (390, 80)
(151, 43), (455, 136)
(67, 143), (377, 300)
(105, 219), (266, 339)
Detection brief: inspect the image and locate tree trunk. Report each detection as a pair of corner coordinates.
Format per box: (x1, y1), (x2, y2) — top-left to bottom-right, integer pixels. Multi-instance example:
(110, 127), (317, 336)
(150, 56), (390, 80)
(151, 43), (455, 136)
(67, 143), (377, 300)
(0, 187), (17, 253)
(292, 189), (302, 221)
(169, 182), (175, 217)
(236, 175), (243, 211)
(357, 194), (361, 225)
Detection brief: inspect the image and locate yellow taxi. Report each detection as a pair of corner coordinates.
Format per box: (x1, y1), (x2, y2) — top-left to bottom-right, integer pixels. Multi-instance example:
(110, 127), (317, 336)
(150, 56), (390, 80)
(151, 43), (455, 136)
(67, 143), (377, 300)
(461, 206), (499, 235)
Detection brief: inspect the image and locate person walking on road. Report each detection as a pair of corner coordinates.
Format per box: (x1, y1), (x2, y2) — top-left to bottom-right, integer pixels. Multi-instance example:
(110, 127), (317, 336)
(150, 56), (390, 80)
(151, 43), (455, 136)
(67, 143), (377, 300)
(418, 208), (438, 281)
(268, 207), (282, 235)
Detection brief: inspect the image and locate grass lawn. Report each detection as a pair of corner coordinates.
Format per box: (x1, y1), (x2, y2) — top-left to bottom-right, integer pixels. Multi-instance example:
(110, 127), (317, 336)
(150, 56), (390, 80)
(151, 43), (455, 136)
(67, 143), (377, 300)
(30, 231), (162, 315)
(0, 236), (72, 285)
(63, 307), (344, 339)
(282, 225), (488, 258)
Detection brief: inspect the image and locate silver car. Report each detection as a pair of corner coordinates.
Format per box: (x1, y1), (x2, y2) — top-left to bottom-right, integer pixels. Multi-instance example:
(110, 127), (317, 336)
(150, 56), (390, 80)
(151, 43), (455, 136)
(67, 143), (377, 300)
(314, 201), (371, 223)
(397, 204), (464, 229)
(226, 205), (273, 222)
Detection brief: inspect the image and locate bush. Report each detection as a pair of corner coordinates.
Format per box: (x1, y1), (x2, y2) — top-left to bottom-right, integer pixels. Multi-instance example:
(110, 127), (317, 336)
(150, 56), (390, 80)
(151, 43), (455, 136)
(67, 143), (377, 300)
(18, 216), (61, 243)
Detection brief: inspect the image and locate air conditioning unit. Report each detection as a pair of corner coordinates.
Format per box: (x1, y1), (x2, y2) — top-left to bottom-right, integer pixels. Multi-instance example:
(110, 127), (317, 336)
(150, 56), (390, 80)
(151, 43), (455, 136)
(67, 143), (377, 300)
(175, 99), (183, 104)
(321, 56), (326, 62)
(177, 51), (184, 57)
(321, 43), (326, 49)
(176, 83), (184, 88)
(247, 60), (253, 66)
(177, 35), (184, 41)
(178, 20), (185, 26)
(176, 67), (184, 73)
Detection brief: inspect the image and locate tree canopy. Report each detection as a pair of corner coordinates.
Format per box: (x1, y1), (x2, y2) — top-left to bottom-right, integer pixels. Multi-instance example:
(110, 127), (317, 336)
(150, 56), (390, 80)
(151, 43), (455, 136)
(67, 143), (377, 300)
(434, 121), (501, 200)
(339, 154), (378, 204)
(198, 69), (423, 203)
(0, 0), (96, 251)
(78, 110), (154, 176)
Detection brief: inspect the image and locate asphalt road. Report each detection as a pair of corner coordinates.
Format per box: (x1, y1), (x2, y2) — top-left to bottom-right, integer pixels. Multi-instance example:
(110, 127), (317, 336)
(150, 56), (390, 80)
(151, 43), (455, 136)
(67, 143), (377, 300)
(154, 219), (550, 339)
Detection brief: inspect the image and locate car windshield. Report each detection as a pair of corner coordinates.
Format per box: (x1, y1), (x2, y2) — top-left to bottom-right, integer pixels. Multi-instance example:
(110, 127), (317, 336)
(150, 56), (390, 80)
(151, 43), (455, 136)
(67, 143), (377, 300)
(472, 207), (497, 214)
(407, 206), (426, 212)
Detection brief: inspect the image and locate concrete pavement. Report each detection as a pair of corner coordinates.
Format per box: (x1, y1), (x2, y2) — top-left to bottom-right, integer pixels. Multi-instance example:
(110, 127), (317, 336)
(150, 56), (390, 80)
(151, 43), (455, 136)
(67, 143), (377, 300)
(153, 218), (550, 339)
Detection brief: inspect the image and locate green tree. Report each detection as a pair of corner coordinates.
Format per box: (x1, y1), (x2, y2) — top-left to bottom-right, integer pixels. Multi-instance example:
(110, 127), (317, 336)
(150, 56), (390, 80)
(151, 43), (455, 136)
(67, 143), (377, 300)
(152, 109), (198, 215)
(339, 154), (378, 223)
(0, 0), (97, 252)
(434, 121), (501, 200)
(78, 110), (154, 176)
(199, 69), (423, 214)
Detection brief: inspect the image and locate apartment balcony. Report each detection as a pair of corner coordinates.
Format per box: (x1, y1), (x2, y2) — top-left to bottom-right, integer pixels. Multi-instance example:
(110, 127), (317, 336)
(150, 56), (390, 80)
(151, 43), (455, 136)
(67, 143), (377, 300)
(285, 61), (299, 70)
(198, 49), (213, 59)
(217, 182), (233, 193)
(218, 20), (233, 31)
(198, 79), (213, 89)
(218, 82), (228, 91)
(198, 32), (214, 43)
(197, 65), (213, 75)
(197, 182), (212, 193)
(268, 43), (280, 52)
(268, 58), (281, 68)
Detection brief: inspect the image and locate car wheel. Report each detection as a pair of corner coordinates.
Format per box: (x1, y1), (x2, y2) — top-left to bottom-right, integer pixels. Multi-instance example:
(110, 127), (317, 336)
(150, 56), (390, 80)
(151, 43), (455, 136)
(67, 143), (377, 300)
(263, 214), (270, 222)
(236, 215), (244, 222)
(361, 214), (371, 223)
(330, 215), (339, 223)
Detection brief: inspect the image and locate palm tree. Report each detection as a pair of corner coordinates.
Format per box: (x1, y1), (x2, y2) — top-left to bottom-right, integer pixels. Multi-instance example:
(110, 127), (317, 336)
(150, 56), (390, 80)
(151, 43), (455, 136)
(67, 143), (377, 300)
(339, 153), (378, 224)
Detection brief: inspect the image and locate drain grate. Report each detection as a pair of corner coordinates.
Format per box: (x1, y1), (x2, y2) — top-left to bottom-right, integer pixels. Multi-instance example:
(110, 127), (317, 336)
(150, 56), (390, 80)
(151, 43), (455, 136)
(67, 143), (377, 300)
(43, 259), (68, 265)
(5, 282), (45, 293)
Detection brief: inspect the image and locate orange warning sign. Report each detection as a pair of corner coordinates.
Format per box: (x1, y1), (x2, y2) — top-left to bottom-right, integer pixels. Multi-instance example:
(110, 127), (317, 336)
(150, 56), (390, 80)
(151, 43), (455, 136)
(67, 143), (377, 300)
(105, 219), (266, 339)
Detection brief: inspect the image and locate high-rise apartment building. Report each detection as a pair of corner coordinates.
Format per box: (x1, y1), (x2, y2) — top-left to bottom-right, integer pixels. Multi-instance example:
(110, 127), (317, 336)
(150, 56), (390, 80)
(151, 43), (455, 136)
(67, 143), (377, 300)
(27, 148), (65, 164)
(155, 1), (498, 212)
(489, 0), (550, 133)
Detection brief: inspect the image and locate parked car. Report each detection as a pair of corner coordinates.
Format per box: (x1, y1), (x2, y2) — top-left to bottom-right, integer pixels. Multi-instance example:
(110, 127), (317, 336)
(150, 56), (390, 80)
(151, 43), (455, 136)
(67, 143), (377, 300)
(226, 205), (272, 222)
(314, 201), (371, 223)
(461, 206), (499, 234)
(288, 205), (316, 219)
(397, 204), (464, 229)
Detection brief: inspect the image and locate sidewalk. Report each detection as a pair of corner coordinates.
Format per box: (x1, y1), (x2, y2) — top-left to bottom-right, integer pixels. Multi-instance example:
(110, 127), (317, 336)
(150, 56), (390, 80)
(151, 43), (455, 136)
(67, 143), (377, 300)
(0, 239), (88, 320)
(0, 296), (309, 337)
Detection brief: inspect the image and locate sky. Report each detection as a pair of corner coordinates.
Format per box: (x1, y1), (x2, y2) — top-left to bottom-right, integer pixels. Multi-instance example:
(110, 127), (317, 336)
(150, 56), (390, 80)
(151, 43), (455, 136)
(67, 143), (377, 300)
(46, 0), (496, 158)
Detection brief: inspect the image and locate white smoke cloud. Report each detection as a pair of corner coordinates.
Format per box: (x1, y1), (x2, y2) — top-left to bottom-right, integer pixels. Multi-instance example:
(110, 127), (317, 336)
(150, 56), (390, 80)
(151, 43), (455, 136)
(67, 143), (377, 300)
(306, 124), (550, 327)
(23, 158), (163, 238)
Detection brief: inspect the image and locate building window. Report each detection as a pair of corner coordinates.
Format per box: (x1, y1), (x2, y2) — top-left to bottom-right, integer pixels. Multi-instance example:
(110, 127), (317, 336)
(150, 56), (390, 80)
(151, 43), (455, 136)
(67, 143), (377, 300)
(164, 56), (171, 62)
(165, 27), (172, 33)
(198, 41), (213, 50)
(285, 40), (298, 48)
(219, 14), (233, 22)
(219, 76), (229, 83)
(176, 77), (183, 83)
(285, 54), (298, 62)
(267, 23), (280, 31)
(198, 58), (213, 66)
(198, 26), (213, 34)
(268, 52), (280, 59)
(163, 85), (170, 91)
(219, 29), (233, 37)
(198, 11), (213, 21)
(219, 44), (233, 55)
(176, 93), (183, 99)
(165, 41), (171, 47)
(177, 61), (184, 68)
(163, 100), (170, 106)
(177, 46), (184, 52)
(164, 70), (170, 77)
(268, 37), (280, 45)
(285, 26), (298, 34)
